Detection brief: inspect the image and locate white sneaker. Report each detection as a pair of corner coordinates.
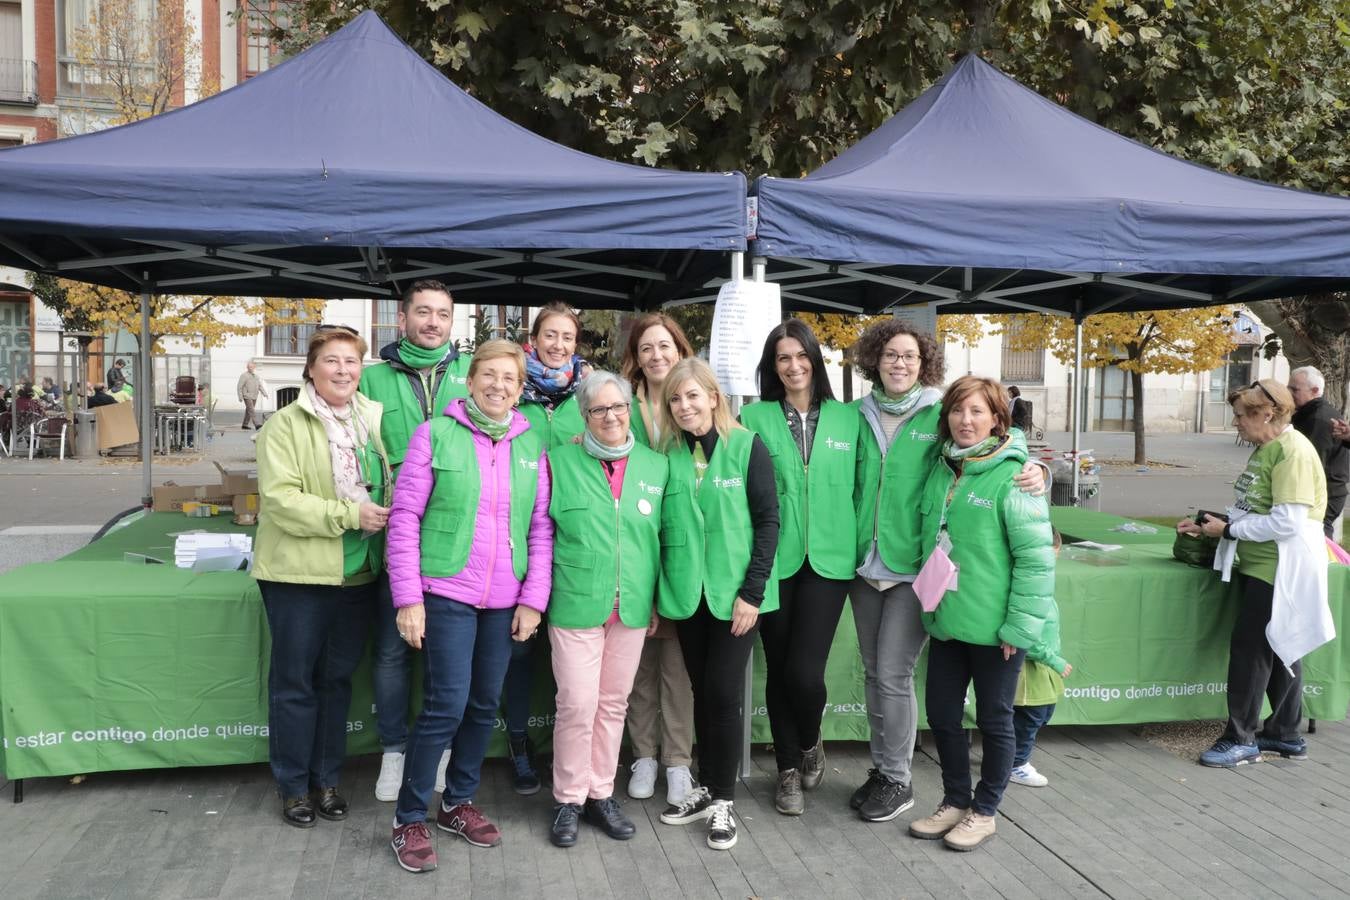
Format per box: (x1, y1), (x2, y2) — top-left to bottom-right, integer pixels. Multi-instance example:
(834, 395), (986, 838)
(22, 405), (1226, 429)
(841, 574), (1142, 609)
(628, 757), (658, 799)
(375, 751), (404, 802)
(434, 748), (452, 795)
(1009, 763), (1048, 787)
(665, 764), (694, 806)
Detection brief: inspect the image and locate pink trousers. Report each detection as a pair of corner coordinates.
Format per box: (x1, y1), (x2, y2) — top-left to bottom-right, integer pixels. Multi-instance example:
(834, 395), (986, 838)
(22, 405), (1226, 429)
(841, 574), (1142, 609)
(549, 616), (647, 804)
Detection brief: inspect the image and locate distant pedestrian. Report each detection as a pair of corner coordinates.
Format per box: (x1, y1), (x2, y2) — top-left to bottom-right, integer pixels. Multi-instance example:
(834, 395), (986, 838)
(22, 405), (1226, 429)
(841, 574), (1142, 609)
(1008, 385), (1033, 434)
(1287, 366), (1348, 537)
(238, 360), (268, 429)
(106, 359), (127, 392)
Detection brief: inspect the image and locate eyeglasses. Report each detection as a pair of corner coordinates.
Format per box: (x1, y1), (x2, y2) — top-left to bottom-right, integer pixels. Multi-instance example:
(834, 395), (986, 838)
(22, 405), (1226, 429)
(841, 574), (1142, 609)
(316, 324), (359, 336)
(586, 402), (630, 420)
(1250, 381), (1277, 406)
(881, 351), (922, 366)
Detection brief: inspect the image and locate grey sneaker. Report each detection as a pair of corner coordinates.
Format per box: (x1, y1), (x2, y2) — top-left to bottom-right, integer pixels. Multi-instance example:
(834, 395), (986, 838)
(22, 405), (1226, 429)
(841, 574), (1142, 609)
(775, 769), (804, 816)
(800, 738), (826, 790)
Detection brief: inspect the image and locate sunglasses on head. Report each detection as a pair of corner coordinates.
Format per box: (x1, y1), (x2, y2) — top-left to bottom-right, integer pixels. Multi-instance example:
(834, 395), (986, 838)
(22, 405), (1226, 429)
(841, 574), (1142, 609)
(1250, 381), (1277, 406)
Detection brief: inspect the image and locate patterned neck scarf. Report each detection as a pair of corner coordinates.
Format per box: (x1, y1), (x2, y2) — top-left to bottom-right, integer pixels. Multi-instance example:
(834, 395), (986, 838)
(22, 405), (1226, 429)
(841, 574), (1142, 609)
(872, 382), (925, 417)
(305, 382), (372, 506)
(583, 428), (635, 461)
(521, 344), (588, 407)
(465, 395), (512, 442)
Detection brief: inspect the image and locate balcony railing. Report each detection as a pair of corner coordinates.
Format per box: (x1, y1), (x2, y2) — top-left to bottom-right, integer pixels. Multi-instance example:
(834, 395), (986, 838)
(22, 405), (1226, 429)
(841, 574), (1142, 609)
(0, 58), (37, 105)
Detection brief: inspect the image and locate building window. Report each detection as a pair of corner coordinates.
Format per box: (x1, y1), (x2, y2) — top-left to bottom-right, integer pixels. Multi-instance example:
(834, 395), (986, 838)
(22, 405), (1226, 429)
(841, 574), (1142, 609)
(1000, 319), (1045, 384)
(371, 297), (399, 355)
(237, 0), (291, 80)
(56, 0), (156, 103)
(264, 302), (317, 356)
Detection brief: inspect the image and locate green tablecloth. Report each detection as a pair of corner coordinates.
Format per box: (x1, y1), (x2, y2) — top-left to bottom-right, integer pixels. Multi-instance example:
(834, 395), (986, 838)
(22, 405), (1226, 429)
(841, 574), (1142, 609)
(2, 511), (1347, 779)
(1051, 507), (1174, 546)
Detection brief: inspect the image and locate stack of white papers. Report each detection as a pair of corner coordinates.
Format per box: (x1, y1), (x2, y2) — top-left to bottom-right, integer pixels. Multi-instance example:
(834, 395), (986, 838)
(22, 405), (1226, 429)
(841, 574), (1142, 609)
(174, 532), (254, 571)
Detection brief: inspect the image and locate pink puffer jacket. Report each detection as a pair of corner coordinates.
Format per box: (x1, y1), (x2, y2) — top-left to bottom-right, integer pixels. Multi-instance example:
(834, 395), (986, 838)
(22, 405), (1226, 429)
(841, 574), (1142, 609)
(386, 399), (552, 612)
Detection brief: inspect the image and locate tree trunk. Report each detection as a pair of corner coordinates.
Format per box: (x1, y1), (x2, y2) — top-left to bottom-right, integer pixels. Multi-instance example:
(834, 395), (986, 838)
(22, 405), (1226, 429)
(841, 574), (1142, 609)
(842, 362), (854, 402)
(1130, 367), (1146, 465)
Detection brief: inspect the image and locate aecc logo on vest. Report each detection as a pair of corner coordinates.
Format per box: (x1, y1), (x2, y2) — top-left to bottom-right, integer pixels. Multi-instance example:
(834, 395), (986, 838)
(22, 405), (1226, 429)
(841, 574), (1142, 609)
(824, 437), (851, 451)
(711, 476), (744, 489)
(518, 458), (540, 470)
(912, 431), (939, 442)
(966, 491), (994, 510)
(636, 480), (663, 496)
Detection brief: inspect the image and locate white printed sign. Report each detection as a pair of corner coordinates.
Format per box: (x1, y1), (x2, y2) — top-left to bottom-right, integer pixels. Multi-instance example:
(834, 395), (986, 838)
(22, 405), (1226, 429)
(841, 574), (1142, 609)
(891, 302), (938, 339)
(709, 279), (782, 397)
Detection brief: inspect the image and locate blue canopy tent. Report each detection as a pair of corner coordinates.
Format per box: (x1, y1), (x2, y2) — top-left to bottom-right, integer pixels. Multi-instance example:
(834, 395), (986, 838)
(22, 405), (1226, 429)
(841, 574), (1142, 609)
(750, 54), (1350, 318)
(0, 11), (746, 500)
(745, 54), (1350, 494)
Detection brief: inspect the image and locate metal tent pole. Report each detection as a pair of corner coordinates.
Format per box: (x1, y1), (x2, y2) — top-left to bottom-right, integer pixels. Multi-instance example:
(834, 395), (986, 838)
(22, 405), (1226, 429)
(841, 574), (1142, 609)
(739, 254), (768, 783)
(140, 277), (153, 507)
(1071, 301), (1083, 501)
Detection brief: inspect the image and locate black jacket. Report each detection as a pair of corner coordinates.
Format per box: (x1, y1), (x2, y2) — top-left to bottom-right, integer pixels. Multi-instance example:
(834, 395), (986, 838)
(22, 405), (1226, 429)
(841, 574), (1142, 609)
(1291, 396), (1348, 500)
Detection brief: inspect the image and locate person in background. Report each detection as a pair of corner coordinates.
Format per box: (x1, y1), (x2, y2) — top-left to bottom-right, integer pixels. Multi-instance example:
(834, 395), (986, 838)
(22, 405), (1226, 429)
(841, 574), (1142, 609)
(847, 320), (1046, 826)
(910, 375), (1054, 851)
(106, 358), (127, 393)
(1009, 528), (1072, 789)
(1008, 385), (1033, 434)
(1180, 379), (1330, 768)
(40, 376), (60, 404)
(1287, 366), (1348, 537)
(545, 371), (668, 848)
(619, 313), (698, 807)
(359, 279), (469, 803)
(656, 358), (779, 852)
(505, 300), (593, 795)
(87, 383), (117, 408)
(252, 325), (391, 829)
(384, 339), (552, 874)
(197, 382), (210, 407)
(740, 319), (859, 816)
(238, 360), (269, 430)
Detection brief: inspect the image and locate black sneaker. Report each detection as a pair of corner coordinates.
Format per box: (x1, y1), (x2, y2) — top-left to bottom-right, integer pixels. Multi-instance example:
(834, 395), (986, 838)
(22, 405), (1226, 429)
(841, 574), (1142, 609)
(584, 796), (636, 840)
(550, 803), (581, 848)
(659, 785), (714, 825)
(800, 738), (826, 790)
(509, 733), (541, 795)
(706, 800), (738, 851)
(858, 776), (913, 822)
(849, 768), (884, 811)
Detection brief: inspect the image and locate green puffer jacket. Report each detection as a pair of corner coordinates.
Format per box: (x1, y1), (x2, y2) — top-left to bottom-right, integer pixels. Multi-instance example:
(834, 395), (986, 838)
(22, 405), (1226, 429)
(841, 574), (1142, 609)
(918, 430), (1055, 648)
(254, 389), (389, 585)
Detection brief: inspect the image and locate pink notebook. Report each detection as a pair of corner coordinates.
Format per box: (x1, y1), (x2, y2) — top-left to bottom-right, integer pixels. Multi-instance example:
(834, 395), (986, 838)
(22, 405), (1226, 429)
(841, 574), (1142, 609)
(913, 545), (957, 612)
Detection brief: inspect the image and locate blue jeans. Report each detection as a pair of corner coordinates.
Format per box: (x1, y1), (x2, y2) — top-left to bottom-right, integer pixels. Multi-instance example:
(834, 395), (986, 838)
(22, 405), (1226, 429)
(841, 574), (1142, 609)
(258, 579), (373, 799)
(1013, 703), (1056, 767)
(395, 595), (515, 824)
(502, 634), (537, 737)
(373, 573), (411, 751)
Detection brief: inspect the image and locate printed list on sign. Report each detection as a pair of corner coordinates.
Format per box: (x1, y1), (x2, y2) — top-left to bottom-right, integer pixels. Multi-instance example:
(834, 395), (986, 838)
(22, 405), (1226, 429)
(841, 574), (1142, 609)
(709, 279), (782, 397)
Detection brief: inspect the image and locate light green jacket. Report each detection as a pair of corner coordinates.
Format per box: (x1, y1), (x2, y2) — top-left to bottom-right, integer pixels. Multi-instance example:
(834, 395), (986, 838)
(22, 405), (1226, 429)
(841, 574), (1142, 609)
(253, 388), (388, 585)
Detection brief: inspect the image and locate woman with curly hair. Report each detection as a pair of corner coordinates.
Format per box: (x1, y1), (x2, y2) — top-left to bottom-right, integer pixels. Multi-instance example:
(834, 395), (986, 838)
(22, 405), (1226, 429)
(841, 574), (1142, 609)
(846, 320), (1043, 824)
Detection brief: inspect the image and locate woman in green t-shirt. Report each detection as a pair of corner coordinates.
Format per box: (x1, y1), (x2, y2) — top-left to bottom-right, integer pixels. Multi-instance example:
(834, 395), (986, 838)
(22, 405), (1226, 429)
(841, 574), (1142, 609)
(254, 326), (391, 829)
(1180, 378), (1330, 768)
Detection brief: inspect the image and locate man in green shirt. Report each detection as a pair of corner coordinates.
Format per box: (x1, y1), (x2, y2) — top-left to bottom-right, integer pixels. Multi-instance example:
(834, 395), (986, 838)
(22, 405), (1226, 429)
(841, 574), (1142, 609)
(358, 279), (471, 801)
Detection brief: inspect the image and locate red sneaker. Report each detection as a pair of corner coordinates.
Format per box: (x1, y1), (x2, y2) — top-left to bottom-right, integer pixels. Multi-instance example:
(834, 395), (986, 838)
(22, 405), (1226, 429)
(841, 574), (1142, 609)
(436, 801), (502, 847)
(390, 821), (437, 873)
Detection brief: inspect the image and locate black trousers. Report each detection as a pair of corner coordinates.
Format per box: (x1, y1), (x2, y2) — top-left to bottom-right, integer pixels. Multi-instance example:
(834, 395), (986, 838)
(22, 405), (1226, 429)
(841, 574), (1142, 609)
(925, 637), (1025, 817)
(676, 600), (759, 801)
(1222, 574), (1304, 745)
(759, 561), (848, 771)
(1324, 492), (1346, 538)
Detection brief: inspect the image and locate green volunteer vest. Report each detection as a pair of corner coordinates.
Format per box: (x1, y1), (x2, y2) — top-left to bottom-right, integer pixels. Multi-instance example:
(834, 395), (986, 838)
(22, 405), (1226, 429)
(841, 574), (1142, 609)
(657, 428), (780, 621)
(740, 399), (859, 580)
(519, 395), (586, 449)
(547, 441), (668, 629)
(418, 414), (543, 579)
(631, 398), (651, 448)
(855, 401), (943, 576)
(918, 453), (1024, 646)
(359, 353), (471, 471)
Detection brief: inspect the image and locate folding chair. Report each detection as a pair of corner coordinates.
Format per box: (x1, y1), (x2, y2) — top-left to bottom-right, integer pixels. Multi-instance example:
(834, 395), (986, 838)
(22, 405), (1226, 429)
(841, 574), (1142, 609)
(29, 415), (68, 460)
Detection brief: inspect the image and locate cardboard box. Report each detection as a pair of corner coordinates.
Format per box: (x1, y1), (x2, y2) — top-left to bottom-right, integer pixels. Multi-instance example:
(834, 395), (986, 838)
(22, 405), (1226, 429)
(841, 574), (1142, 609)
(151, 482), (234, 513)
(213, 462), (259, 495)
(95, 402), (139, 450)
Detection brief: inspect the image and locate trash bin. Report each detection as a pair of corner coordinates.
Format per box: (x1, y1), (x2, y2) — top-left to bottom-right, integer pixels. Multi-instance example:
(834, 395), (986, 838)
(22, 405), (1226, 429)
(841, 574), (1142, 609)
(1050, 472), (1101, 508)
(74, 410), (98, 458)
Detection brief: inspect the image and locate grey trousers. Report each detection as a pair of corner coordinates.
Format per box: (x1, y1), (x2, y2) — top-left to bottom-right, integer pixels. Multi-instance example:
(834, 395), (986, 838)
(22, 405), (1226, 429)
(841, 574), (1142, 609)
(850, 578), (928, 786)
